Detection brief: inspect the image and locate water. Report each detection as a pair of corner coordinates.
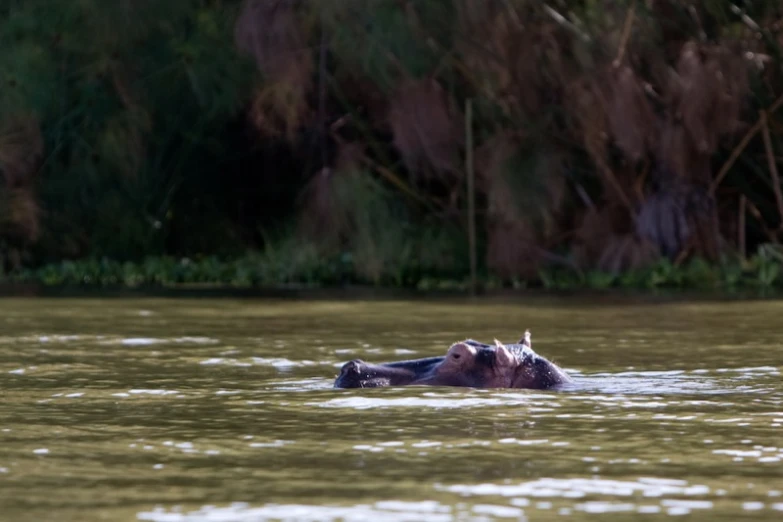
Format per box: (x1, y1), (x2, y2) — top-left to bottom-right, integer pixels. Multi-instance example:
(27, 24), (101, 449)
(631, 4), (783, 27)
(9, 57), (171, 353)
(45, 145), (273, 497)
(1, 295), (782, 521)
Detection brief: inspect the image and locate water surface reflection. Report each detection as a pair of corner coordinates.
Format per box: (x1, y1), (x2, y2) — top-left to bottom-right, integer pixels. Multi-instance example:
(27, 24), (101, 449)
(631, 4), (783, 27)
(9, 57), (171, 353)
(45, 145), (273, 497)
(1, 296), (782, 521)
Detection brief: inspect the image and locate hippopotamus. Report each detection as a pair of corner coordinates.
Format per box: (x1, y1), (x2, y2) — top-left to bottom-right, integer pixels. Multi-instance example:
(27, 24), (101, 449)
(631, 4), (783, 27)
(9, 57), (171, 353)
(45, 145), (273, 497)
(334, 330), (571, 390)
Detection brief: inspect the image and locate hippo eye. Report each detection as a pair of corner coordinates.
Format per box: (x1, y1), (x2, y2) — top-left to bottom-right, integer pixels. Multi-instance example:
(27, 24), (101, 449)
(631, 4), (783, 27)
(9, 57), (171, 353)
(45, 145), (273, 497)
(451, 353), (461, 359)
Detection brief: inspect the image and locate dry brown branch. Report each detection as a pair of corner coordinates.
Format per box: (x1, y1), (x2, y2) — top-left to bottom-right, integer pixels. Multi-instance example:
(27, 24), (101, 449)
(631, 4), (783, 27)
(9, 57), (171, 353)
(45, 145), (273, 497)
(760, 110), (783, 230)
(596, 158), (635, 212)
(739, 194), (746, 259)
(672, 245), (691, 266)
(746, 198), (779, 243)
(633, 160), (650, 202)
(613, 1), (636, 67)
(565, 76), (635, 212)
(542, 4), (589, 42)
(329, 130), (439, 211)
(710, 91), (783, 195)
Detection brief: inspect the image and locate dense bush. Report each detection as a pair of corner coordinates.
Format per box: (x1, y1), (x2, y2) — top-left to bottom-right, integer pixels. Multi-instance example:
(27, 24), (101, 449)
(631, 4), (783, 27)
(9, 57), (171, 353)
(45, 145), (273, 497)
(3, 1), (783, 290)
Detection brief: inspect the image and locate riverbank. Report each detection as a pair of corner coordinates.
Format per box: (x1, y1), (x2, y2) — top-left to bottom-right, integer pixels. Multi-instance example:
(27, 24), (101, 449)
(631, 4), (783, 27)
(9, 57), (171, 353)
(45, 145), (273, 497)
(3, 248), (783, 297)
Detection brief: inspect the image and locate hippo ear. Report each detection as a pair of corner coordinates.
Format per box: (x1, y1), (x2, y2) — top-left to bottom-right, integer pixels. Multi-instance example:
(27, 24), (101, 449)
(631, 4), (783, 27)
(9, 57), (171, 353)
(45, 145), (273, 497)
(494, 339), (517, 368)
(519, 329), (532, 348)
(447, 342), (476, 361)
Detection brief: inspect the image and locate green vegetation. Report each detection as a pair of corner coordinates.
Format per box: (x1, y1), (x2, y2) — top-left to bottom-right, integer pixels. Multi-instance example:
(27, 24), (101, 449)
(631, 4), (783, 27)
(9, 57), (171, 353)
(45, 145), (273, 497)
(3, 1), (783, 293)
(10, 243), (783, 294)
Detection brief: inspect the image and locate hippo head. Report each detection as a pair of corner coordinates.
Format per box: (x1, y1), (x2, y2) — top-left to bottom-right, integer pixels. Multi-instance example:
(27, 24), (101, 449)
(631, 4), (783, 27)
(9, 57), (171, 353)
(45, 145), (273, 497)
(334, 331), (571, 390)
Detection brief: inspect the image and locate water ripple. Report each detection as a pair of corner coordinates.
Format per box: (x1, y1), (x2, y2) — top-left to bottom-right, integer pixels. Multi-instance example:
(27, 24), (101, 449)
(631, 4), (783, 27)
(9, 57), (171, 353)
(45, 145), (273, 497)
(2, 297), (783, 522)
(138, 502), (455, 522)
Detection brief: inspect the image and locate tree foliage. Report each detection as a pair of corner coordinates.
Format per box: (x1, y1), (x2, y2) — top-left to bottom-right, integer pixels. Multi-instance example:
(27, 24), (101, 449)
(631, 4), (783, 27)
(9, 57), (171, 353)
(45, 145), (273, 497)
(2, 0), (783, 286)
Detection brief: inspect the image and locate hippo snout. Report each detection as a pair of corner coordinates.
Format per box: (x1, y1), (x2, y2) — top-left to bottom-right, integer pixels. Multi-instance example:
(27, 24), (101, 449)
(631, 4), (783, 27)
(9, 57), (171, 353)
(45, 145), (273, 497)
(339, 359), (365, 376)
(334, 359), (367, 388)
(334, 357), (427, 389)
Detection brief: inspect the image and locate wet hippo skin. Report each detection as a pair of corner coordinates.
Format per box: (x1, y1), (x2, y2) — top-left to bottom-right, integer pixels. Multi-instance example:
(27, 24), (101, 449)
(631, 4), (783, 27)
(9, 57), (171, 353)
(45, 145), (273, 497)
(334, 331), (571, 390)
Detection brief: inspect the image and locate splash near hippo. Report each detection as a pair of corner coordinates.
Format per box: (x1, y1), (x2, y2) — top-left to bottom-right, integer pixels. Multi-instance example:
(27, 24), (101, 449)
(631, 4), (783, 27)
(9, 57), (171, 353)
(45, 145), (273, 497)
(334, 330), (571, 390)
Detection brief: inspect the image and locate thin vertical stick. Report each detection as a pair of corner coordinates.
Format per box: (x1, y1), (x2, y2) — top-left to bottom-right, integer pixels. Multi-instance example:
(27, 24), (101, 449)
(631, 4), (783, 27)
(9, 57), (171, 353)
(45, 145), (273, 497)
(739, 194), (746, 260)
(613, 0), (636, 67)
(465, 99), (477, 295)
(760, 110), (783, 232)
(318, 7), (328, 170)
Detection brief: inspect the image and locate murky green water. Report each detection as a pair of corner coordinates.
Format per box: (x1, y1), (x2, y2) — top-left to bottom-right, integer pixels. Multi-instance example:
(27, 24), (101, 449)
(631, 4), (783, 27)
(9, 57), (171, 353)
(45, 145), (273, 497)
(1, 295), (782, 521)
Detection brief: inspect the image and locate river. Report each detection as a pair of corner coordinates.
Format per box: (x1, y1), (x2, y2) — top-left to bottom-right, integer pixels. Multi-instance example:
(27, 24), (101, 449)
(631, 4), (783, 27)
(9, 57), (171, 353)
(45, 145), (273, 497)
(1, 295), (782, 521)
